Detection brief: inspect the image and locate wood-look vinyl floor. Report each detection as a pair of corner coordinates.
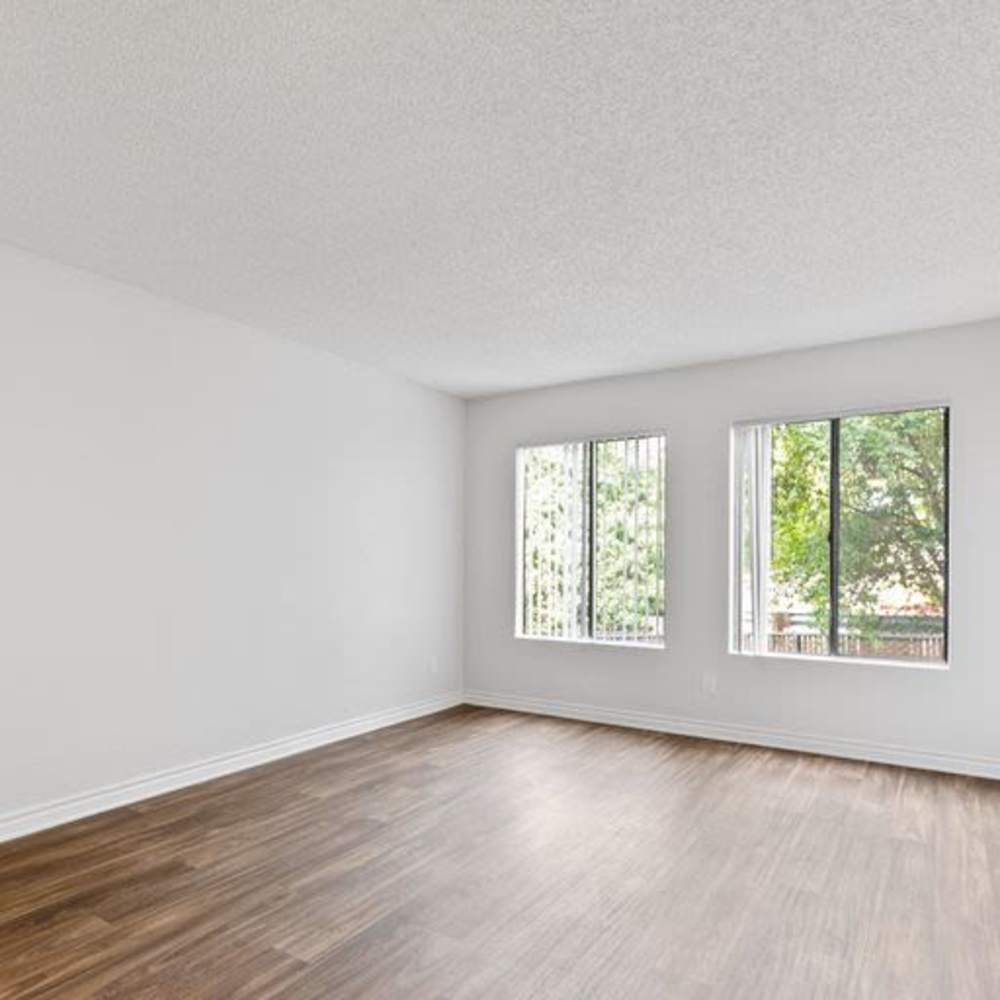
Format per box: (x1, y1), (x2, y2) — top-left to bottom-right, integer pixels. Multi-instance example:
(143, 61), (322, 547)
(2, 706), (999, 999)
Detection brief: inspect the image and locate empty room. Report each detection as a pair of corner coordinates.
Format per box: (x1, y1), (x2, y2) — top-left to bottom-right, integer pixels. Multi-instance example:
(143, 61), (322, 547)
(2, 2), (999, 998)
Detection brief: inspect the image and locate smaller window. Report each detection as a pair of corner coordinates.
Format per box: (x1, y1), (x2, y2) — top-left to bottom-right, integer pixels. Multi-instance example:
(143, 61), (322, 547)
(731, 406), (949, 664)
(516, 434), (666, 646)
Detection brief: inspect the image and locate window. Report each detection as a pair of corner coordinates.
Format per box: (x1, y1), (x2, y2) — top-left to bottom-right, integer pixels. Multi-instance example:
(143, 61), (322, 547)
(516, 434), (666, 646)
(731, 406), (949, 663)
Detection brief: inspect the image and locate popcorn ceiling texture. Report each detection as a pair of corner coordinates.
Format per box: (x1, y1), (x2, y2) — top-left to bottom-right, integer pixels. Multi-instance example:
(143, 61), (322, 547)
(1, 1), (998, 396)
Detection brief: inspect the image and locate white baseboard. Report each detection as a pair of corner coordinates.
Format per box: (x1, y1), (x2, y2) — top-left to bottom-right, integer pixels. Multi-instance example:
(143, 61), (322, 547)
(463, 690), (1000, 780)
(7, 688), (993, 845)
(0, 692), (462, 844)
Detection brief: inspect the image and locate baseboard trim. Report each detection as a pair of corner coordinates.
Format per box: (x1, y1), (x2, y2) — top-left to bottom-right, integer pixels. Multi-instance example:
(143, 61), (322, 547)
(463, 690), (1000, 780)
(7, 688), (993, 845)
(0, 692), (463, 844)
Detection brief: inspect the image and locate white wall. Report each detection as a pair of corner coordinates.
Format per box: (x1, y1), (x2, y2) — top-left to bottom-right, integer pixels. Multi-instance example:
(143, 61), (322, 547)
(4, 245), (998, 836)
(1, 245), (464, 820)
(465, 324), (1000, 774)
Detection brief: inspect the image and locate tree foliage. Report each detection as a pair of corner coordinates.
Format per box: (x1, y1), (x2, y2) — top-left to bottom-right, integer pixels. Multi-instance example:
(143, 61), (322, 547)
(770, 420), (831, 629)
(593, 439), (664, 639)
(771, 410), (946, 637)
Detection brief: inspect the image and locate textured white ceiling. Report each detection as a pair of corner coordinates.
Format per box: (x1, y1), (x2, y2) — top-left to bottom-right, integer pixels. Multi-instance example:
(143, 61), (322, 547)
(2, 2), (999, 396)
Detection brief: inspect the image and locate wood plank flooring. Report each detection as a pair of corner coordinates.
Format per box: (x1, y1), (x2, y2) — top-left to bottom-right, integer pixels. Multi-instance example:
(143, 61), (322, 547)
(2, 705), (999, 998)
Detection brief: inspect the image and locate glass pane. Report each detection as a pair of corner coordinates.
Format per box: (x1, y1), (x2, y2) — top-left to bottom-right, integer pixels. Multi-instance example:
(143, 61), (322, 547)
(769, 421), (831, 656)
(518, 443), (590, 639)
(838, 409), (947, 662)
(593, 436), (665, 644)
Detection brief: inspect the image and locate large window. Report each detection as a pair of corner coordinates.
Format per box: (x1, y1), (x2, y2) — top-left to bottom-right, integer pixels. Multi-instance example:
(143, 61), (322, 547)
(516, 434), (666, 646)
(732, 406), (949, 663)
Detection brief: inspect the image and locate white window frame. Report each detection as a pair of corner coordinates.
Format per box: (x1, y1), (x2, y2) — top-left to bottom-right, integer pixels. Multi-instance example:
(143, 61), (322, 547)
(728, 402), (951, 670)
(514, 431), (667, 649)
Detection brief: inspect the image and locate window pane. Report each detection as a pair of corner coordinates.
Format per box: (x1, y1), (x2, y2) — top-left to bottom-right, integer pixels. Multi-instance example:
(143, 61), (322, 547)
(838, 409), (947, 661)
(769, 421), (831, 656)
(518, 443), (589, 638)
(593, 436), (665, 644)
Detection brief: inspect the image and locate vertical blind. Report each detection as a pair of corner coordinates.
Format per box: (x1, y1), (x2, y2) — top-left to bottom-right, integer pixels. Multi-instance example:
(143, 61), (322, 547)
(731, 424), (771, 654)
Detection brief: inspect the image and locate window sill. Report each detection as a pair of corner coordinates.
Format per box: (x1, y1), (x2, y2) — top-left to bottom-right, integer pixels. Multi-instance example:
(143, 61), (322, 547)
(728, 649), (949, 671)
(515, 634), (665, 651)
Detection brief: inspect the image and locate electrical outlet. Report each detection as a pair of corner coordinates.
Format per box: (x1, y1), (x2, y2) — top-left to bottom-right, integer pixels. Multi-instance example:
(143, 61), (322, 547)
(702, 671), (717, 695)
